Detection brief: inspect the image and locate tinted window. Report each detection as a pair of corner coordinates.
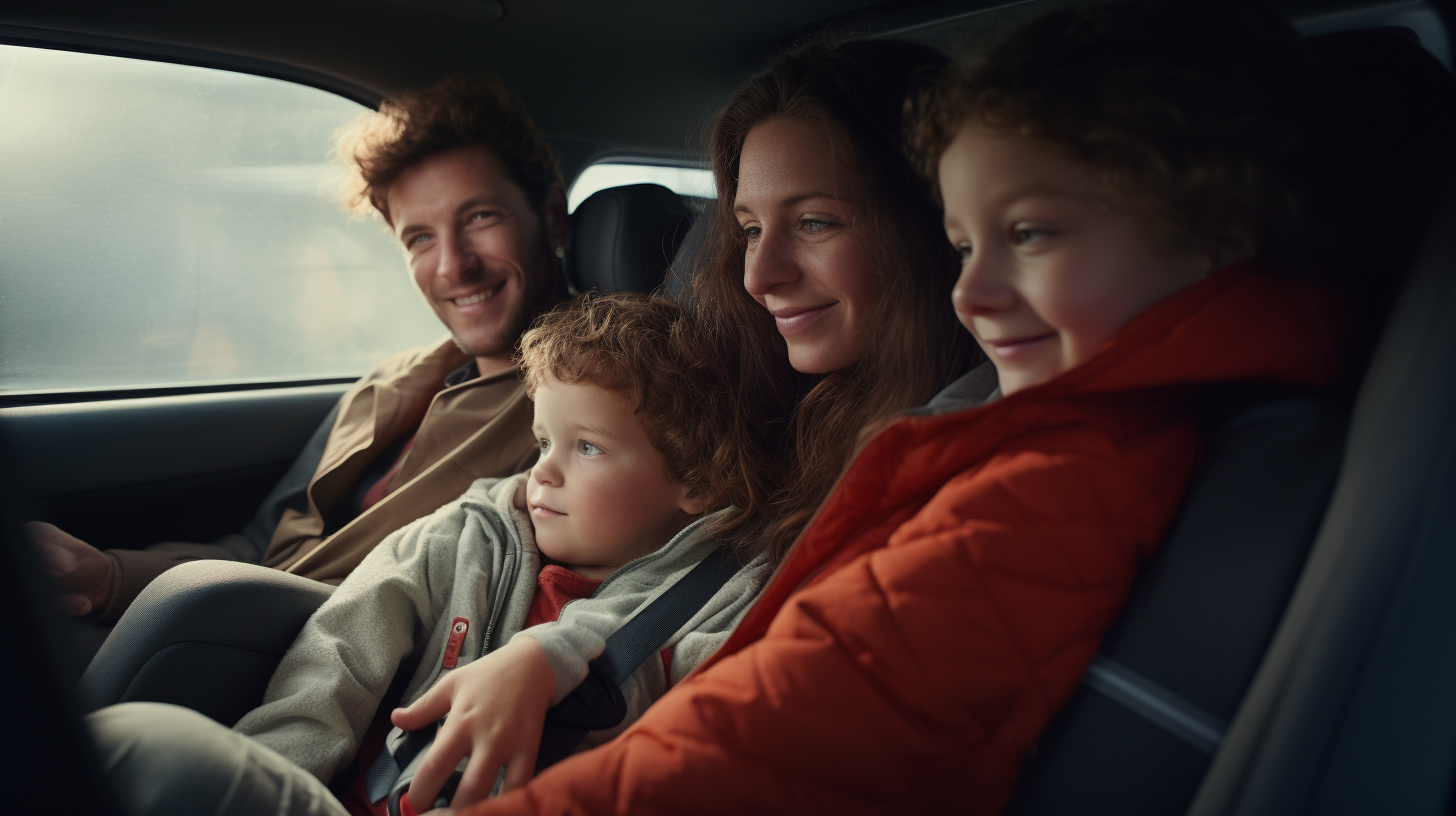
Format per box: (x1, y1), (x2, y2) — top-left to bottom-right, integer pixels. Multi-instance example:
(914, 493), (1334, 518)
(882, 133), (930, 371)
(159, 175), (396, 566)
(0, 45), (443, 394)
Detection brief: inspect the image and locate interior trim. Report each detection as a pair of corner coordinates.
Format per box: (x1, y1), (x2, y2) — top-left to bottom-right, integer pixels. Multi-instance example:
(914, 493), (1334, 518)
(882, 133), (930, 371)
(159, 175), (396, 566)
(0, 23), (382, 106)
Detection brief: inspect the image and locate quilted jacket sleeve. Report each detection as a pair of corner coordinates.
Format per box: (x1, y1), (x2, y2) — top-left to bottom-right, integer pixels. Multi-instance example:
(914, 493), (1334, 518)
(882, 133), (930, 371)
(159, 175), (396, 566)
(471, 439), (1188, 815)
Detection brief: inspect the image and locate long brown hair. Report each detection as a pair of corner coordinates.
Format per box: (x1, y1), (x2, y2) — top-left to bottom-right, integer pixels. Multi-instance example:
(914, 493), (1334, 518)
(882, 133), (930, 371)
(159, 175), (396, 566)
(681, 39), (984, 563)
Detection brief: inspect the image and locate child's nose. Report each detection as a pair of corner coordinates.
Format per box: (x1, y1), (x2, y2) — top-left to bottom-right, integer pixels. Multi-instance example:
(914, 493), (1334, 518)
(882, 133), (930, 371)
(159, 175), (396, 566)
(532, 455), (563, 487)
(953, 250), (1015, 315)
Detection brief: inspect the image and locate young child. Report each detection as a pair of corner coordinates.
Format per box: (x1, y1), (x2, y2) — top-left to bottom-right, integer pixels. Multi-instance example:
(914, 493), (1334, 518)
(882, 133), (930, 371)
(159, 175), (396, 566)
(467, 4), (1354, 815)
(88, 293), (772, 816)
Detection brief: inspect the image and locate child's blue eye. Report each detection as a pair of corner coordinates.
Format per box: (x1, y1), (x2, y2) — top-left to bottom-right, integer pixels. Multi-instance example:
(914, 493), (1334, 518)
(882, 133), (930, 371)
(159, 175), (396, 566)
(1013, 226), (1052, 245)
(577, 440), (603, 456)
(537, 438), (550, 453)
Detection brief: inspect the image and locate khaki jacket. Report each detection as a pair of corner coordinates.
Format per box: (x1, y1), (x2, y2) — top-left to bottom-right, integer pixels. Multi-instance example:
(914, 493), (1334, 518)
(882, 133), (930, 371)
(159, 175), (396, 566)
(265, 340), (538, 582)
(101, 339), (537, 620)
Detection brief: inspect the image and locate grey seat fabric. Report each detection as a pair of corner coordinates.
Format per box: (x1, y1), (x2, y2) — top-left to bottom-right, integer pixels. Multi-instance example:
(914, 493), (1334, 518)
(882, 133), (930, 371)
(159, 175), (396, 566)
(1005, 392), (1349, 815)
(78, 560), (333, 726)
(564, 183), (694, 295)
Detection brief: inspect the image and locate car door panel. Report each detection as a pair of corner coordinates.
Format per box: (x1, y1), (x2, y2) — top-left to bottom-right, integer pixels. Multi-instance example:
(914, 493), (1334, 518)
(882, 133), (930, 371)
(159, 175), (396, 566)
(1, 383), (347, 549)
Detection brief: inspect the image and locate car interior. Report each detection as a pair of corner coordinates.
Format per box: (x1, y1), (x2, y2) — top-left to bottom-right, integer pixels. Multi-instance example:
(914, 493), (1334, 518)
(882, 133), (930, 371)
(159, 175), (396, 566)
(3, 0), (1455, 813)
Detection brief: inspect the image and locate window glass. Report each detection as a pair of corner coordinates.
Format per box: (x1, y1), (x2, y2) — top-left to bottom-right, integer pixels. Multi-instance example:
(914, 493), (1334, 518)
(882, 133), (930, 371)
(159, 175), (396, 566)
(567, 163), (715, 212)
(0, 45), (444, 394)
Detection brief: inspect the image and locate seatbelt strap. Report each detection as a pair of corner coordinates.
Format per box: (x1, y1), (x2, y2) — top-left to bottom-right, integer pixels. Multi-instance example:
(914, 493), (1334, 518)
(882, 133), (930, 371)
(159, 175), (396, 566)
(533, 545), (740, 770)
(376, 545), (742, 807)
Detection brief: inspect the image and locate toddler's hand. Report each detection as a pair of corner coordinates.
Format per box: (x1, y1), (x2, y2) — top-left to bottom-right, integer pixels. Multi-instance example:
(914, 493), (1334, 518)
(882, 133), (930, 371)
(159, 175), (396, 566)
(391, 636), (557, 811)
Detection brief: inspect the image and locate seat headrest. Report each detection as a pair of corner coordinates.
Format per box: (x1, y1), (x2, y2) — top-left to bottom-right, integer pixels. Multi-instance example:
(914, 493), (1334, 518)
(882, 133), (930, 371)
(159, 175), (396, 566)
(662, 196), (714, 300)
(564, 183), (693, 295)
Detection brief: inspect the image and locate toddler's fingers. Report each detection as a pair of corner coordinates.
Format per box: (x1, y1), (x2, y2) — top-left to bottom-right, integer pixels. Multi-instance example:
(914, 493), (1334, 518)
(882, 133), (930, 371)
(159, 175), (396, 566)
(408, 728), (468, 813)
(393, 678), (454, 731)
(448, 748), (499, 808)
(499, 747), (538, 794)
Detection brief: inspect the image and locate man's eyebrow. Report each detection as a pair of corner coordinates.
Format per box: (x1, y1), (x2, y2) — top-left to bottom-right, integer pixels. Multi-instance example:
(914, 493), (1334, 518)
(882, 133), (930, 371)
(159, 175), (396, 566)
(455, 194), (510, 215)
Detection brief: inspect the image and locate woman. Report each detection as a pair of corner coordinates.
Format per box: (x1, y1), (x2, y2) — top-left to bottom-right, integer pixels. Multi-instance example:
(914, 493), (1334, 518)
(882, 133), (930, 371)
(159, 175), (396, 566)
(680, 38), (987, 561)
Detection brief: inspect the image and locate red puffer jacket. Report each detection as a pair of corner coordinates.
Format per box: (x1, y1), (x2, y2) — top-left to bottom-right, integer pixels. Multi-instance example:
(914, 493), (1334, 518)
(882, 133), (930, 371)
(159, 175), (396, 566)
(475, 265), (1347, 815)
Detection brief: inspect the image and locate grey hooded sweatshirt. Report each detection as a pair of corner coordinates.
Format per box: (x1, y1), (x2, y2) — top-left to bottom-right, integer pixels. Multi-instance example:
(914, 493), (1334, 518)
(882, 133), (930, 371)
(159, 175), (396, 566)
(234, 473), (771, 784)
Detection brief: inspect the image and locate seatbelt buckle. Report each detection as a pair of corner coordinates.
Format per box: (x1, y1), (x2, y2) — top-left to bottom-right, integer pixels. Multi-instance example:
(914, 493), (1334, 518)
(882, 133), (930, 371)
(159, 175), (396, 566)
(386, 730), (463, 816)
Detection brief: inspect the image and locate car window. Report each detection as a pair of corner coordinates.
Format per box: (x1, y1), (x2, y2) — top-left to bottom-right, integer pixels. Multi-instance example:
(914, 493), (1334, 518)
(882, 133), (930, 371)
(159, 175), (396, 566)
(0, 45), (443, 395)
(567, 162), (714, 212)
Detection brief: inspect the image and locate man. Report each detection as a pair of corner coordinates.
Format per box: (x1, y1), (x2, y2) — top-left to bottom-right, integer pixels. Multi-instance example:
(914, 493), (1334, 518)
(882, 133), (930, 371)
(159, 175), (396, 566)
(26, 74), (569, 622)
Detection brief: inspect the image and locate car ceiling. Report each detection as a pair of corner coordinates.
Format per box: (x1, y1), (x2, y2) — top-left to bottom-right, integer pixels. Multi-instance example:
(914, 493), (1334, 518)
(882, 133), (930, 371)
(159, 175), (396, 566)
(0, 0), (1409, 177)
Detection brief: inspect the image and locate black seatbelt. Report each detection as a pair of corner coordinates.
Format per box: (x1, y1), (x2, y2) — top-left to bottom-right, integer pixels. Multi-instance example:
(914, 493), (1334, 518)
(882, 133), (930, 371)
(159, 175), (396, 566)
(386, 545), (740, 814)
(534, 545), (741, 770)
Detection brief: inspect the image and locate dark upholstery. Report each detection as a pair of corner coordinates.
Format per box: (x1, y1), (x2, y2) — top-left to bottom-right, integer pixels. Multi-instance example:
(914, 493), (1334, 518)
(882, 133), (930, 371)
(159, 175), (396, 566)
(1188, 173), (1456, 816)
(1005, 392), (1349, 814)
(77, 560), (334, 726)
(565, 183), (694, 295)
(663, 196), (713, 299)
(1007, 26), (1456, 814)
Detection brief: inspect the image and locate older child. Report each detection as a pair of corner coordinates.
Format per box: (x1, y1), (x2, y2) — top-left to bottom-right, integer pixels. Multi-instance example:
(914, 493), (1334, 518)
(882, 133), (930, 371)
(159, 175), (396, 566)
(472, 4), (1351, 815)
(88, 293), (772, 816)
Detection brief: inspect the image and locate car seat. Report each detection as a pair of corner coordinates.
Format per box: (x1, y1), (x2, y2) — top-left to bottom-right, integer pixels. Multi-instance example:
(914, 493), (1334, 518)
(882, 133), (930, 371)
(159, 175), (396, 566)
(73, 181), (701, 726)
(1005, 24), (1456, 815)
(564, 182), (695, 295)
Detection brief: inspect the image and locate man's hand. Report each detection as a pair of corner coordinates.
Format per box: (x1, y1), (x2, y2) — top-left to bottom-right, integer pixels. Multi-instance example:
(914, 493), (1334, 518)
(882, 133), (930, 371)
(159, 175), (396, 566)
(24, 521), (114, 616)
(392, 635), (558, 811)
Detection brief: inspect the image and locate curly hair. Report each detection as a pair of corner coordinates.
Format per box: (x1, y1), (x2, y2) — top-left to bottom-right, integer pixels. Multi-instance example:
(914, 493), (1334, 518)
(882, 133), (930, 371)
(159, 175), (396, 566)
(908, 0), (1338, 267)
(517, 293), (773, 551)
(336, 74), (561, 224)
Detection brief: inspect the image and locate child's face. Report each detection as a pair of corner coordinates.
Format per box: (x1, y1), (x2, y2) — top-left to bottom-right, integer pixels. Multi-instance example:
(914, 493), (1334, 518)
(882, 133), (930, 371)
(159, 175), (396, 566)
(527, 376), (706, 576)
(938, 122), (1213, 395)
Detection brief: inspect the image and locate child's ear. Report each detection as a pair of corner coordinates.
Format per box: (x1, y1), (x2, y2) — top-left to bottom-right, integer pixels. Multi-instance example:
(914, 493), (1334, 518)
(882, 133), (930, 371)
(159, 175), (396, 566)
(677, 487), (711, 517)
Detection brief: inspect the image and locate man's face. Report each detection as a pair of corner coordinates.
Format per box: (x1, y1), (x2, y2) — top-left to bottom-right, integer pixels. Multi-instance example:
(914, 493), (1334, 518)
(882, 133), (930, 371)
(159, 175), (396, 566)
(387, 146), (561, 370)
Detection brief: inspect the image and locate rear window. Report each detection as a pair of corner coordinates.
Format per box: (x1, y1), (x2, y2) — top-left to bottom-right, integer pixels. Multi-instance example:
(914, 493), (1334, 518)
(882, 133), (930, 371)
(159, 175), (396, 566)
(0, 45), (443, 395)
(568, 162), (714, 212)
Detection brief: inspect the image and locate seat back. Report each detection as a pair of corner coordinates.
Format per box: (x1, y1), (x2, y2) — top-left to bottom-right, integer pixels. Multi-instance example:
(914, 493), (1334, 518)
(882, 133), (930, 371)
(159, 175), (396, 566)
(1189, 176), (1456, 816)
(1005, 392), (1348, 814)
(565, 183), (694, 294)
(1007, 22), (1456, 813)
(77, 560), (333, 726)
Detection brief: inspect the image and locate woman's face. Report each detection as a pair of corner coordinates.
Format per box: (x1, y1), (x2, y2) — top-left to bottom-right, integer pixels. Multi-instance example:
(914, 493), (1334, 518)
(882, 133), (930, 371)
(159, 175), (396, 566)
(734, 117), (881, 375)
